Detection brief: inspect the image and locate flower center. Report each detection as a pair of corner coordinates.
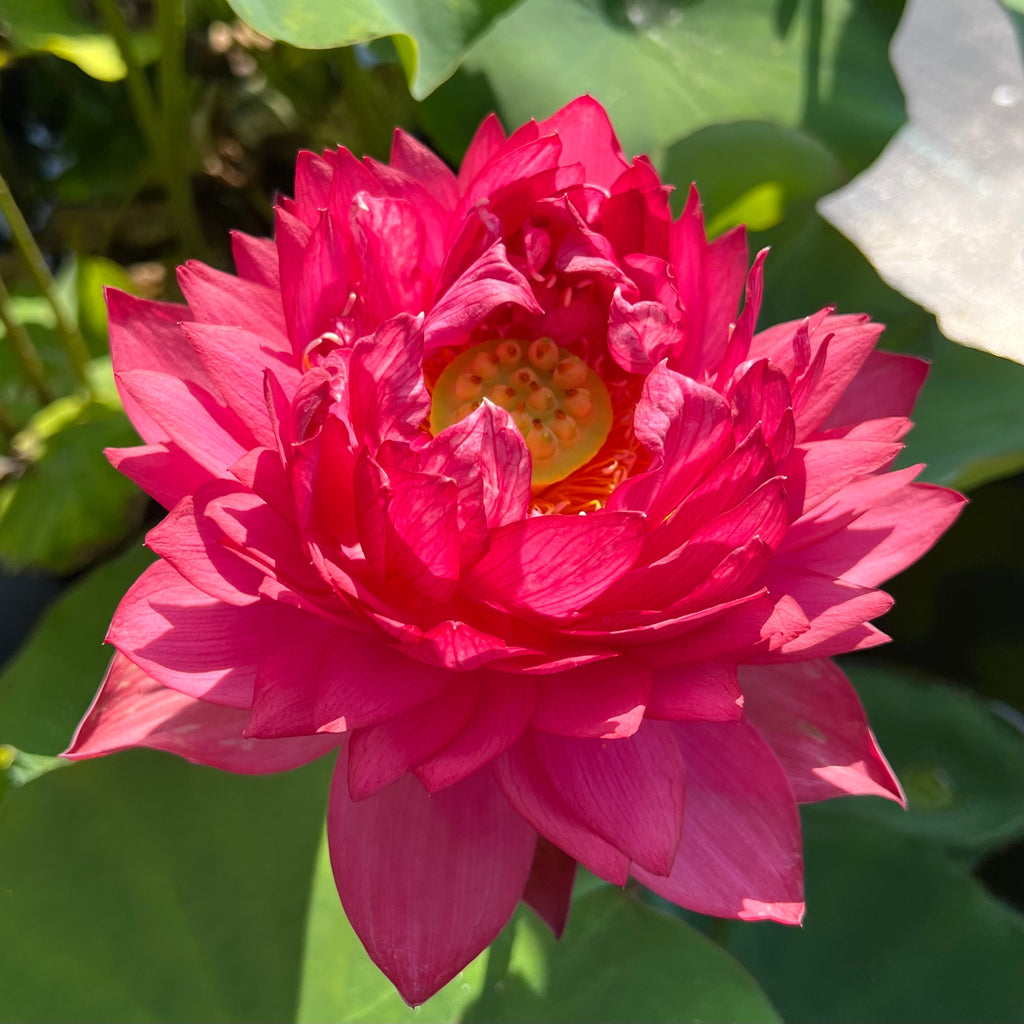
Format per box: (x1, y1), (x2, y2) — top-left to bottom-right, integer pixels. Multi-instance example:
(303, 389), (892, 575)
(429, 338), (613, 490)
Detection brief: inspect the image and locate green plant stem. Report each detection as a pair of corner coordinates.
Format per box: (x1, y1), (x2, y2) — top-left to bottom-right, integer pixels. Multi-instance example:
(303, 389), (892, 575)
(0, 272), (54, 405)
(0, 403), (18, 439)
(93, 0), (206, 259)
(0, 173), (91, 393)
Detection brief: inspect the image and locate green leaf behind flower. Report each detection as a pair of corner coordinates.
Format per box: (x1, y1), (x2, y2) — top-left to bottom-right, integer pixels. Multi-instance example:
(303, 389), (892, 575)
(0, 751), (332, 1023)
(224, 0), (519, 98)
(422, 0), (904, 175)
(728, 812), (1024, 1024)
(0, 0), (156, 81)
(834, 661), (1024, 858)
(0, 541), (154, 755)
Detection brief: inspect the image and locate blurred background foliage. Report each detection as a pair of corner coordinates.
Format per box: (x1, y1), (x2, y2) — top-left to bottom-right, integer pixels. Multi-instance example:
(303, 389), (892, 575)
(0, 1), (1021, 1021)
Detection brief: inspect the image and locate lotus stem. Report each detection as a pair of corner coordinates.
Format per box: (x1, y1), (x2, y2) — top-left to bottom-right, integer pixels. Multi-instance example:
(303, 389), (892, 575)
(94, 0), (206, 260)
(0, 172), (91, 393)
(0, 271), (54, 405)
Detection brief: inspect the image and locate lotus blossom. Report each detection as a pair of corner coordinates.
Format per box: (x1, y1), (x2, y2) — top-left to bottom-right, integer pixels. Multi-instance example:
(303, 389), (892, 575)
(65, 96), (964, 1005)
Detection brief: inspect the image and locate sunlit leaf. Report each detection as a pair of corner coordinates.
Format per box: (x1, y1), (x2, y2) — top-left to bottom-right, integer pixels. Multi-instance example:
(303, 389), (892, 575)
(754, 215), (1024, 491)
(661, 120), (846, 230)
(424, 0), (904, 173)
(819, 0), (1024, 364)
(0, 750), (331, 1022)
(0, 0), (156, 81)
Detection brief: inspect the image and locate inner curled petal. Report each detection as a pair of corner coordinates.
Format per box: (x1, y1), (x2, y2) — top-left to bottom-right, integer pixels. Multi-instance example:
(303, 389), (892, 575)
(430, 337), (613, 491)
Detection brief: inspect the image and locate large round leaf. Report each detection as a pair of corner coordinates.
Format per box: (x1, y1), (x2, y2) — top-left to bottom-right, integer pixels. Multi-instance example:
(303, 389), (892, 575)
(0, 751), (332, 1022)
(424, 0), (905, 173)
(837, 661), (1024, 857)
(729, 813), (1024, 1024)
(225, 0), (518, 98)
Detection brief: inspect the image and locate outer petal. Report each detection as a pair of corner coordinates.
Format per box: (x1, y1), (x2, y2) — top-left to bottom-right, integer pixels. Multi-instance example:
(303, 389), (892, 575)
(776, 481), (965, 588)
(231, 230), (280, 288)
(116, 368), (249, 476)
(633, 719), (804, 923)
(107, 559), (314, 707)
(106, 289), (197, 441)
(493, 740), (630, 885)
(531, 657), (651, 739)
(532, 721), (686, 876)
(522, 837), (577, 938)
(346, 681), (479, 800)
(646, 662), (744, 722)
(177, 260), (289, 344)
(328, 751), (536, 1006)
(740, 660), (904, 803)
(65, 653), (338, 772)
(181, 322), (299, 448)
(106, 442), (211, 511)
(537, 95), (631, 189)
(416, 673), (537, 792)
(823, 349), (929, 428)
(761, 567), (893, 660)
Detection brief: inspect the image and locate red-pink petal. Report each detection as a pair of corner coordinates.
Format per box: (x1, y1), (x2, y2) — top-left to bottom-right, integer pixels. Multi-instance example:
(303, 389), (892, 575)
(493, 740), (630, 885)
(646, 662), (744, 722)
(521, 837), (577, 938)
(416, 673), (536, 792)
(230, 230), (280, 288)
(346, 681), (479, 800)
(741, 659), (904, 803)
(466, 511), (645, 618)
(538, 95), (630, 189)
(107, 559), (312, 707)
(145, 486), (265, 607)
(532, 721), (686, 876)
(777, 481), (965, 588)
(312, 627), (453, 732)
(531, 657), (651, 739)
(328, 752), (536, 1006)
(633, 719), (804, 923)
(178, 260), (288, 344)
(116, 368), (249, 475)
(823, 349), (929, 428)
(181, 322), (298, 448)
(761, 567), (893, 659)
(65, 653), (338, 772)
(106, 442), (211, 511)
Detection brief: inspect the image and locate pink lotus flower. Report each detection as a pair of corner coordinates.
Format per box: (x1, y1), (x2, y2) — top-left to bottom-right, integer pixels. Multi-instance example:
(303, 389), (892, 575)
(66, 96), (964, 1005)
